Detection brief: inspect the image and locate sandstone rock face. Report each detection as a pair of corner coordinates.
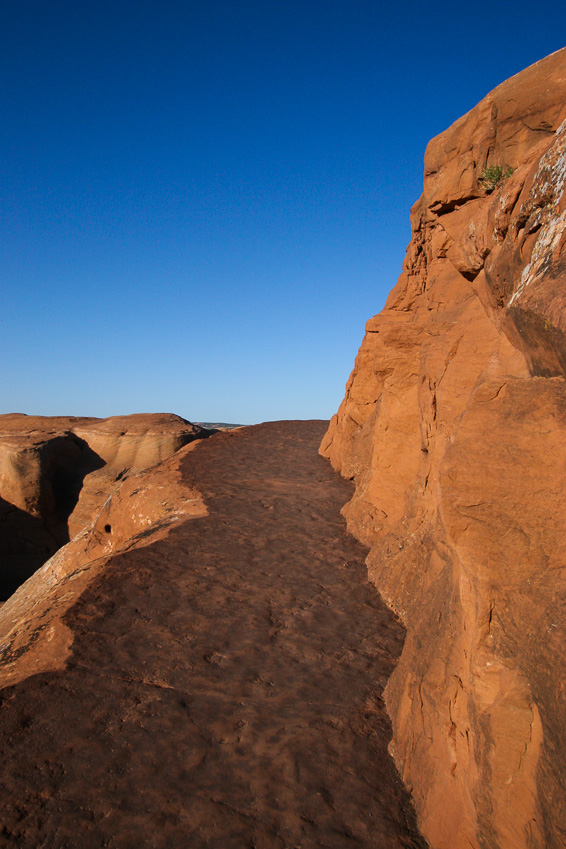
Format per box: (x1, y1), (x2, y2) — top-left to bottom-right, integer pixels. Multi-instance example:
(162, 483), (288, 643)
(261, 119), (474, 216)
(321, 48), (566, 849)
(0, 413), (207, 598)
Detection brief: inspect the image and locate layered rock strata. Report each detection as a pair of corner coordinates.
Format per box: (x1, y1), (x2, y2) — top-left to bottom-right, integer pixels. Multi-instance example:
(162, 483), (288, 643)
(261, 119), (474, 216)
(0, 413), (207, 598)
(321, 48), (566, 849)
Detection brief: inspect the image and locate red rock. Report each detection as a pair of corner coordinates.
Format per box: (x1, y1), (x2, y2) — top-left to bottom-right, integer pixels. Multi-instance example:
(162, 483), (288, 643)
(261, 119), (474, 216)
(321, 47), (566, 849)
(0, 413), (207, 598)
(0, 422), (426, 848)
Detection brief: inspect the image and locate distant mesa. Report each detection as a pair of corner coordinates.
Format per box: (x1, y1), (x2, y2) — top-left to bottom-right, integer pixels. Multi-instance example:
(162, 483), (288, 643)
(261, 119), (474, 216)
(195, 421), (243, 430)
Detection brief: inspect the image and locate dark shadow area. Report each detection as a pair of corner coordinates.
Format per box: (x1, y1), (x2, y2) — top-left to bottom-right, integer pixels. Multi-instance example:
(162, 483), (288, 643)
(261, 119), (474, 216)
(0, 436), (105, 601)
(0, 495), (59, 600)
(506, 305), (566, 377)
(44, 434), (106, 546)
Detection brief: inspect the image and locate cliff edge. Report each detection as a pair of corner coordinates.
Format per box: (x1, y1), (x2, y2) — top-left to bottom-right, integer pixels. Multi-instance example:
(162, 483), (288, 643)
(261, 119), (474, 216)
(321, 48), (566, 849)
(0, 413), (208, 598)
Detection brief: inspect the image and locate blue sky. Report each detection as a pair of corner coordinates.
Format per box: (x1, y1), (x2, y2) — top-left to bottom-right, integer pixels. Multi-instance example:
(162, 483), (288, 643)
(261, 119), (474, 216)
(2, 1), (565, 424)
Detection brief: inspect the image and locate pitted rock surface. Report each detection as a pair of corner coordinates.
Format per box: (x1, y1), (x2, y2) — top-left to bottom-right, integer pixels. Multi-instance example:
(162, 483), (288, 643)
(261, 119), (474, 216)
(0, 422), (426, 849)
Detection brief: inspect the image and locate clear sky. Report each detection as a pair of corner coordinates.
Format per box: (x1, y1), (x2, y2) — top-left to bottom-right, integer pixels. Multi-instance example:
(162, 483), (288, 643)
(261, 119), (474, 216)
(2, 1), (565, 424)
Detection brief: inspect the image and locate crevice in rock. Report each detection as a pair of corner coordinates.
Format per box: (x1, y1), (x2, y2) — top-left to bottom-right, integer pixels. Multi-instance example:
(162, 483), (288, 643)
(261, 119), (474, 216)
(0, 437), (105, 601)
(0, 415), (212, 603)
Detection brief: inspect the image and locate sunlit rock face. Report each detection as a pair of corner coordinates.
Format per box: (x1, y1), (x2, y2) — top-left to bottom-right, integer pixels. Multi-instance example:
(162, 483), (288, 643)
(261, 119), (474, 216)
(321, 47), (566, 849)
(0, 413), (207, 598)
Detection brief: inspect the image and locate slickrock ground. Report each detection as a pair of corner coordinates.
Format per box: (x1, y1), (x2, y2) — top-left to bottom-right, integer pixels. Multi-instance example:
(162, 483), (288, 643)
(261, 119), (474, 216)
(0, 421), (426, 849)
(0, 413), (207, 599)
(321, 48), (566, 849)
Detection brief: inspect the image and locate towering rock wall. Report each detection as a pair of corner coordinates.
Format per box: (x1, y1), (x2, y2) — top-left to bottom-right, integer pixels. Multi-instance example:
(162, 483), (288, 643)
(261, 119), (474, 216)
(321, 49), (566, 849)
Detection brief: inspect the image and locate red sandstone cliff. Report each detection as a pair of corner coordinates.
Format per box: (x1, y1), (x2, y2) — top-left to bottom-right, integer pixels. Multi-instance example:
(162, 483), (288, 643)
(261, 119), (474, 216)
(321, 48), (566, 849)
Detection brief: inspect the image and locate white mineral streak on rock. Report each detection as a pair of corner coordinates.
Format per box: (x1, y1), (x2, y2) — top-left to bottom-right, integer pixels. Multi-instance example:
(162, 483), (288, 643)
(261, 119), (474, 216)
(509, 119), (566, 306)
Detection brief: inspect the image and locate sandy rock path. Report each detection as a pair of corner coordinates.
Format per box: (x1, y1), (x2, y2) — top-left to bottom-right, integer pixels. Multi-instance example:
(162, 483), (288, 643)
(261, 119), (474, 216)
(0, 421), (426, 848)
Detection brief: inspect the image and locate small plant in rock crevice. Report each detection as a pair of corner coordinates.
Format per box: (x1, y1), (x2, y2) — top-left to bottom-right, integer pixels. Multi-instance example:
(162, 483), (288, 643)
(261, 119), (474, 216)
(479, 165), (514, 192)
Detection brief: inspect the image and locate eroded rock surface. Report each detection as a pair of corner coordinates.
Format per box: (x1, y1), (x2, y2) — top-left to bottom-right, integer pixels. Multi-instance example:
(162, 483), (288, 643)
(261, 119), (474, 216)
(0, 422), (426, 849)
(0, 413), (207, 598)
(321, 48), (566, 849)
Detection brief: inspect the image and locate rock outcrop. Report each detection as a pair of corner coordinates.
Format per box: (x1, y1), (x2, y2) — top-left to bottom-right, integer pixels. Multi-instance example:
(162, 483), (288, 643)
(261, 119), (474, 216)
(0, 439), (207, 692)
(0, 422), (426, 848)
(0, 413), (207, 599)
(321, 48), (566, 849)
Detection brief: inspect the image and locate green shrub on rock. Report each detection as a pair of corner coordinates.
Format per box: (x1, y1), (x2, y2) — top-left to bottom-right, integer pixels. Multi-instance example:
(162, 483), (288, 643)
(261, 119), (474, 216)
(479, 165), (514, 192)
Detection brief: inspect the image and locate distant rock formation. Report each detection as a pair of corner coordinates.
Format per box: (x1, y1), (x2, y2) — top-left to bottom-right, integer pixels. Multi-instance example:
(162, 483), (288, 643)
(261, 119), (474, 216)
(321, 48), (566, 849)
(0, 413), (208, 598)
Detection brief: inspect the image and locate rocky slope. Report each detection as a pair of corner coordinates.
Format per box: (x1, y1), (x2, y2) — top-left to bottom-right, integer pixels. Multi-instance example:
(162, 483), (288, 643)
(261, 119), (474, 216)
(0, 413), (207, 599)
(0, 423), (426, 848)
(321, 48), (566, 849)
